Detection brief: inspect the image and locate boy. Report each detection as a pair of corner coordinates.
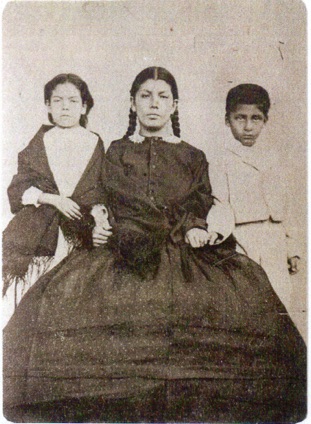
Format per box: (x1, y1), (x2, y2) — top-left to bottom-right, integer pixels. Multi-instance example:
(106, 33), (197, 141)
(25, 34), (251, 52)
(222, 83), (300, 312)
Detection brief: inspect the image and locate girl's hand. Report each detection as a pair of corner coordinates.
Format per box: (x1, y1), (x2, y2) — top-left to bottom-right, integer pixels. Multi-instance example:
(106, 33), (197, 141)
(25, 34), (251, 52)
(185, 229), (219, 248)
(38, 193), (82, 220)
(54, 197), (82, 220)
(92, 226), (113, 247)
(288, 256), (300, 275)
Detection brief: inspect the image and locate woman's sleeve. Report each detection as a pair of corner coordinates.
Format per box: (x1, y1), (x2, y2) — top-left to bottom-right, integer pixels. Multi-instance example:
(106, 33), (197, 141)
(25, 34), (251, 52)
(173, 150), (213, 238)
(100, 140), (122, 199)
(206, 160), (235, 242)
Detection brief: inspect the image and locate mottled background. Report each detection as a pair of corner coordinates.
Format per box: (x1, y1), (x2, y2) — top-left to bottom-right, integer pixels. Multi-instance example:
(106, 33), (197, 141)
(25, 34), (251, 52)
(2, 0), (307, 338)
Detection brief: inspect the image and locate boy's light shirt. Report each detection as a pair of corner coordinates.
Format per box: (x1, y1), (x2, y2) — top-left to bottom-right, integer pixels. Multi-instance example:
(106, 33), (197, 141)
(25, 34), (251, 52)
(221, 134), (300, 258)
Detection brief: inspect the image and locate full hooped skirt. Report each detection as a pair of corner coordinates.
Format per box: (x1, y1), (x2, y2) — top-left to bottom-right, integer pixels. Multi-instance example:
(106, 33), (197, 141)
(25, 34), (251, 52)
(3, 241), (307, 423)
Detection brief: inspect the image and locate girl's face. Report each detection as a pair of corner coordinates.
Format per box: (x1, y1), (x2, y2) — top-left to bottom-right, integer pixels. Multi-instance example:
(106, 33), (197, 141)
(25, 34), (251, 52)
(131, 79), (177, 136)
(225, 104), (267, 147)
(46, 82), (87, 128)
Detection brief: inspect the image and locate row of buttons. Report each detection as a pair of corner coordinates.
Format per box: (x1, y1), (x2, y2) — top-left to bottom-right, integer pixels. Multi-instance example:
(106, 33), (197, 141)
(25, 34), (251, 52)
(148, 140), (159, 202)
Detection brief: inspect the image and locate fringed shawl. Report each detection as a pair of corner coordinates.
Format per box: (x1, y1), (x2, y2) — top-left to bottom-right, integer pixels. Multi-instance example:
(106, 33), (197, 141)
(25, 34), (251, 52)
(3, 125), (105, 295)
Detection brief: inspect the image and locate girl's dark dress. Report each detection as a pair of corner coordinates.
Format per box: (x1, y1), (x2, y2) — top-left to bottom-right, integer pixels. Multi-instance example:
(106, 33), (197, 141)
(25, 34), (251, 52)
(3, 137), (306, 423)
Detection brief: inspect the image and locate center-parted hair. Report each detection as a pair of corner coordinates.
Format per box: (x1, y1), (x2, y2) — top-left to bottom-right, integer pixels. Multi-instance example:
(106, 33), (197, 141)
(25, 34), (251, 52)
(226, 84), (271, 120)
(124, 66), (181, 138)
(44, 73), (94, 128)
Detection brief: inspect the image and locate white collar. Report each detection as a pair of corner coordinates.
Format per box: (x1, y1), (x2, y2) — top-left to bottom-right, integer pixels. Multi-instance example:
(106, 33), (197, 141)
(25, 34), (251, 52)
(129, 132), (181, 144)
(45, 125), (98, 144)
(225, 135), (276, 171)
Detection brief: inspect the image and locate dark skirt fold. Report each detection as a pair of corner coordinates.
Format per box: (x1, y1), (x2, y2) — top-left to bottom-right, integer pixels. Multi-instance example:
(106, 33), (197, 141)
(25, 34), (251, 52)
(3, 242), (307, 422)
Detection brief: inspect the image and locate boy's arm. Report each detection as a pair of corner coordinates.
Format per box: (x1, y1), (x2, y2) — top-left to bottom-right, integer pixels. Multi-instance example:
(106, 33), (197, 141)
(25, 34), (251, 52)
(282, 220), (302, 274)
(277, 165), (302, 274)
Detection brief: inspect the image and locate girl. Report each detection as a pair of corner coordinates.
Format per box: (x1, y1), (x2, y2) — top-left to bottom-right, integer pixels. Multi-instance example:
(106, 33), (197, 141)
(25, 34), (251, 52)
(221, 83), (301, 317)
(3, 68), (306, 423)
(3, 73), (106, 312)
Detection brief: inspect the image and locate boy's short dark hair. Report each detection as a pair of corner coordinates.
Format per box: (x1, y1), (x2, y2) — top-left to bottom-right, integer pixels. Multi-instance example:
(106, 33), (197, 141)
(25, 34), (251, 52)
(226, 84), (271, 119)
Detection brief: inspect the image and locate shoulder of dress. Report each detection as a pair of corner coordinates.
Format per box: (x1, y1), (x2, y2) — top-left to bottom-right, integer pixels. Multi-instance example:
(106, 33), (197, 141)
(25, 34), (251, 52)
(20, 125), (54, 156)
(175, 142), (209, 171)
(105, 138), (129, 158)
(179, 140), (203, 154)
(109, 137), (129, 149)
(88, 133), (105, 153)
(90, 131), (104, 143)
(181, 141), (207, 161)
(31, 124), (55, 143)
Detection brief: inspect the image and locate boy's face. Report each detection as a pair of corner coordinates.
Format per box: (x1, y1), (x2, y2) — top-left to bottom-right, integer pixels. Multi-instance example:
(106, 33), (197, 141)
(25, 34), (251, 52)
(225, 104), (267, 147)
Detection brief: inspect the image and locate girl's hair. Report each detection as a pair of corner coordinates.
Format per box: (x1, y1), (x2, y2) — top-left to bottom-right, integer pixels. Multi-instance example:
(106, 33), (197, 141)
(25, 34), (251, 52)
(44, 73), (94, 128)
(225, 84), (271, 120)
(124, 66), (180, 138)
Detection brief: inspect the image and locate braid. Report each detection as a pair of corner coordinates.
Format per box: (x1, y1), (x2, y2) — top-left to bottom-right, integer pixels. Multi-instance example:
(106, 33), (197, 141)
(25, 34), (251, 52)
(124, 108), (137, 138)
(171, 107), (181, 138)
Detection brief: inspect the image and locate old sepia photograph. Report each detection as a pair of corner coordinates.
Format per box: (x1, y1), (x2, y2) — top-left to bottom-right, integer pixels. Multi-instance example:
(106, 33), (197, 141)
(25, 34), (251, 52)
(1, 0), (307, 422)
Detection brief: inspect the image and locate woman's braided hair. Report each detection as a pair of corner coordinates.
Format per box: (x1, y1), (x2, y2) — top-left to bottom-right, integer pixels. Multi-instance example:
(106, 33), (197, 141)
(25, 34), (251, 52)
(124, 108), (138, 138)
(124, 67), (180, 138)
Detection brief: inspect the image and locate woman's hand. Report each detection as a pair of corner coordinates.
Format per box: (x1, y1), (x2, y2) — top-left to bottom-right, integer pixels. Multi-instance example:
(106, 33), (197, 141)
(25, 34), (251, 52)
(185, 228), (219, 248)
(92, 226), (113, 247)
(38, 193), (82, 220)
(91, 204), (113, 246)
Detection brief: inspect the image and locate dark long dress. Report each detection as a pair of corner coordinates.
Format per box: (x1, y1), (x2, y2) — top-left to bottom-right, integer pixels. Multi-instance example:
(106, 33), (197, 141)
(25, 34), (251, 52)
(3, 137), (306, 423)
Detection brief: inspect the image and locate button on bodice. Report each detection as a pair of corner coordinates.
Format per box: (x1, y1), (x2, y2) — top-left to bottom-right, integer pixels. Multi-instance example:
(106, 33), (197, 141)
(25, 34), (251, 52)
(119, 137), (210, 209)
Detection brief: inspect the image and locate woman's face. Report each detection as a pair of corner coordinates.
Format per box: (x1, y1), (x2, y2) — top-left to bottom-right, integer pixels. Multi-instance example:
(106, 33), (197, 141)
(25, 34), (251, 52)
(46, 82), (87, 128)
(131, 79), (177, 136)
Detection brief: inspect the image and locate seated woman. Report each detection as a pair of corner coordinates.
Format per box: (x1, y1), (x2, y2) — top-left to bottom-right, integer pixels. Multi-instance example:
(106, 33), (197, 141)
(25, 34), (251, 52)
(3, 67), (306, 423)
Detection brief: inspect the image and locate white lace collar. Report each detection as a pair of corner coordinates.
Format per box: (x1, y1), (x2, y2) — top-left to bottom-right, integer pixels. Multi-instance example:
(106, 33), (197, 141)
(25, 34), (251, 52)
(129, 132), (181, 144)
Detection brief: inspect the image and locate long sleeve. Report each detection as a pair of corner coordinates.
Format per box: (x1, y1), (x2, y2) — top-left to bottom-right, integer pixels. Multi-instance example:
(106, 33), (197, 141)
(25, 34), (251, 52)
(281, 190), (303, 259)
(263, 158), (302, 259)
(7, 156), (51, 214)
(22, 186), (43, 207)
(103, 139), (215, 243)
(284, 226), (302, 259)
(7, 126), (56, 214)
(206, 160), (234, 242)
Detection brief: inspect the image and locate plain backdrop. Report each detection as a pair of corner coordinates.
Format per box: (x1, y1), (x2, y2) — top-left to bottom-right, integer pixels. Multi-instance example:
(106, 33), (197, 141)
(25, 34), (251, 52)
(1, 0), (307, 337)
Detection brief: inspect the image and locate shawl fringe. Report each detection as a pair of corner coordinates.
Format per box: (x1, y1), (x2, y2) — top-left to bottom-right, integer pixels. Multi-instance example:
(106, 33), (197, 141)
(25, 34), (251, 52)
(3, 256), (54, 299)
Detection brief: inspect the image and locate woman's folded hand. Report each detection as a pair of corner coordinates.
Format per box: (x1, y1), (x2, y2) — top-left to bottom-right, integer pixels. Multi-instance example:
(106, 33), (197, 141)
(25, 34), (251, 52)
(92, 226), (113, 247)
